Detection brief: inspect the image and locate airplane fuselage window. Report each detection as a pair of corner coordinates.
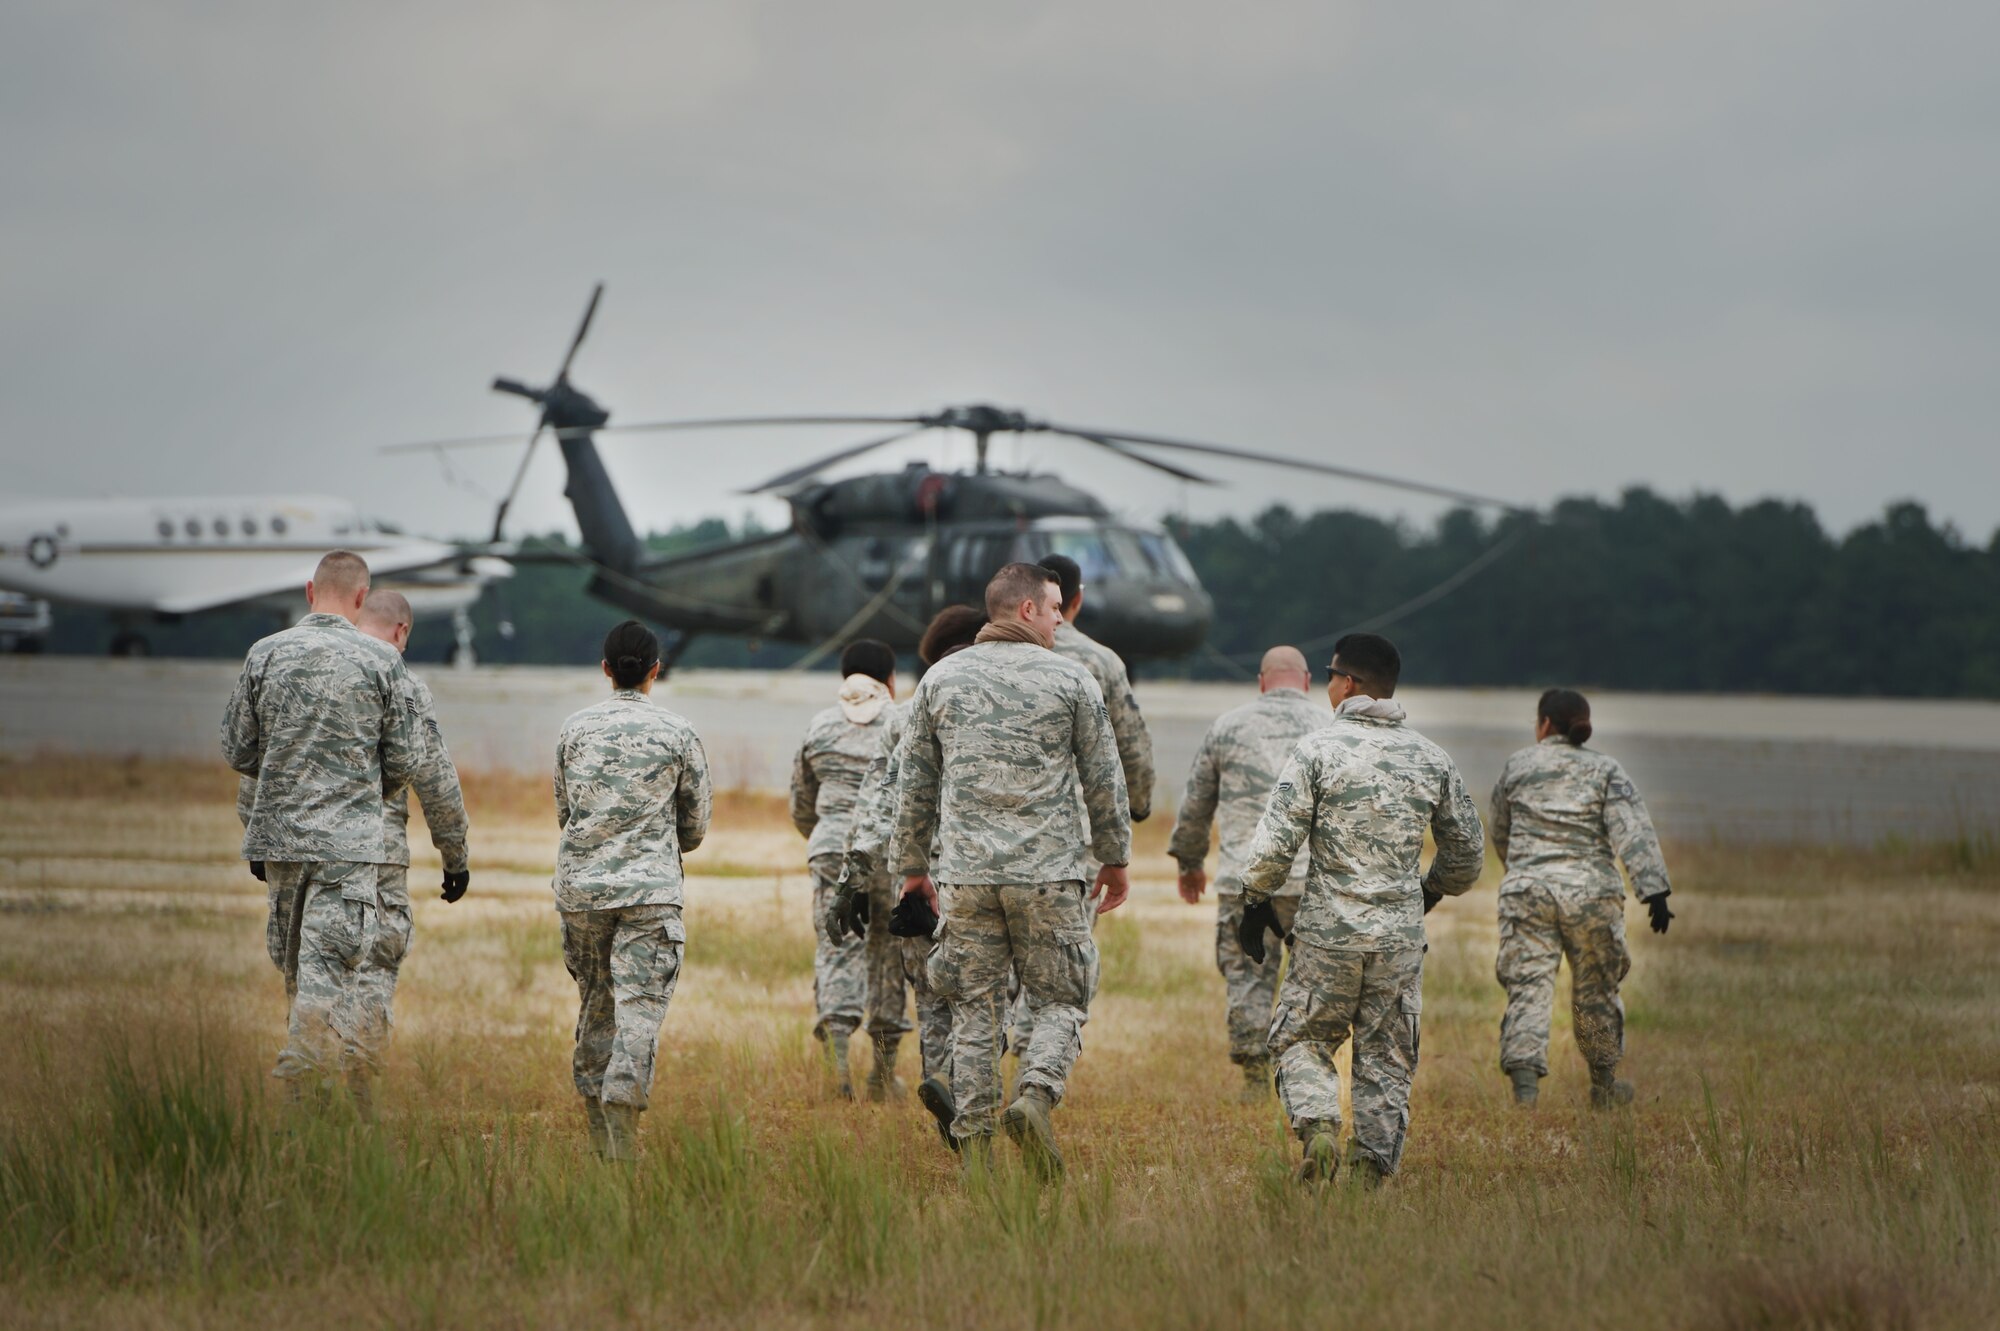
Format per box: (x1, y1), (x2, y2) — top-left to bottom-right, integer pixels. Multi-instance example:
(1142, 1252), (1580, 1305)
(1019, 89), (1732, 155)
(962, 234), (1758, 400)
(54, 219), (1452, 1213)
(212, 518), (229, 537)
(157, 521), (173, 540)
(271, 516), (289, 536)
(184, 519), (201, 538)
(241, 518), (258, 536)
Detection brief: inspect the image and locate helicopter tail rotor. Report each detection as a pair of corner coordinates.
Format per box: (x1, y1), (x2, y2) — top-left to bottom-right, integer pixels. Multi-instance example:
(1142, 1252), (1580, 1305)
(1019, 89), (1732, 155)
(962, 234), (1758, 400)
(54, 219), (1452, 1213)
(486, 282), (605, 542)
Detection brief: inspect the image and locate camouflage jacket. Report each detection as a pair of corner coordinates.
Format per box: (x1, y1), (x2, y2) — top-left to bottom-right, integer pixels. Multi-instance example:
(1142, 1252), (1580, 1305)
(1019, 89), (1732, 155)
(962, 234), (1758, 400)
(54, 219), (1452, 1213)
(893, 641), (1131, 884)
(790, 700), (901, 862)
(1168, 686), (1328, 895)
(552, 689), (712, 912)
(1241, 697), (1485, 951)
(221, 612), (422, 864)
(1490, 736), (1671, 902)
(235, 672), (469, 871)
(844, 704), (908, 872)
(1053, 621), (1155, 820)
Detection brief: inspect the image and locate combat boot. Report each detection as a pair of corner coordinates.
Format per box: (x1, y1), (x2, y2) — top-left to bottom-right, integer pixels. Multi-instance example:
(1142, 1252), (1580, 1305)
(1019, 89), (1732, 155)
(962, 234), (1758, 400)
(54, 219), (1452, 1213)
(601, 1101), (641, 1163)
(1343, 1144), (1388, 1191)
(347, 1068), (377, 1124)
(1001, 1085), (1064, 1181)
(1508, 1066), (1541, 1109)
(1589, 1064), (1635, 1110)
(1238, 1057), (1273, 1105)
(958, 1132), (996, 1178)
(1295, 1123), (1339, 1186)
(867, 1032), (906, 1102)
(583, 1097), (611, 1159)
(917, 1076), (958, 1152)
(825, 1029), (855, 1100)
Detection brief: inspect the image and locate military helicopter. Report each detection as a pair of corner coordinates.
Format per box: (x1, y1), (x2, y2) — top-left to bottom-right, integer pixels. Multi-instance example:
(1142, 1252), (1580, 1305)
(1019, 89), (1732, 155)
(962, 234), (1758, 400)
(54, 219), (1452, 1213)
(393, 286), (1522, 667)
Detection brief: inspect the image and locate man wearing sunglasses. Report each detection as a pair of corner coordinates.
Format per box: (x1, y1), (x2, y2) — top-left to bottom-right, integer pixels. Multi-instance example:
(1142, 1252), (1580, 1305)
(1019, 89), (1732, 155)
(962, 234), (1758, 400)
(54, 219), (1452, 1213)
(1238, 632), (1485, 1187)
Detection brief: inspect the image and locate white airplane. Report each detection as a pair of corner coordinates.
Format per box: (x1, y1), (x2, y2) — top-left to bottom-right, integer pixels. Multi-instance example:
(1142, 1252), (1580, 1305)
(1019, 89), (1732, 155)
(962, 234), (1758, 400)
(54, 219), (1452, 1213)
(0, 494), (512, 660)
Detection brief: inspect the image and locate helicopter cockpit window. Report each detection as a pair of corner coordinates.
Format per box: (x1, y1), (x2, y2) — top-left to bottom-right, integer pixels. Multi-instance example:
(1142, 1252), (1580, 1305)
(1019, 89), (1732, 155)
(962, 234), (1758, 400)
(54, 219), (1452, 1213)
(1134, 531), (1199, 585)
(1042, 531), (1116, 583)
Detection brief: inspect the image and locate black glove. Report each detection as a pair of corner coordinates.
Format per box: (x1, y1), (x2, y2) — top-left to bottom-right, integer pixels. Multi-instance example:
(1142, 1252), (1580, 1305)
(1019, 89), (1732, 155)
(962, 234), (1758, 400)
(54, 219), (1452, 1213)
(1238, 898), (1284, 966)
(1422, 888), (1442, 915)
(441, 869), (470, 903)
(249, 860), (266, 883)
(1647, 892), (1674, 935)
(825, 877), (865, 941)
(841, 888), (871, 939)
(889, 889), (940, 939)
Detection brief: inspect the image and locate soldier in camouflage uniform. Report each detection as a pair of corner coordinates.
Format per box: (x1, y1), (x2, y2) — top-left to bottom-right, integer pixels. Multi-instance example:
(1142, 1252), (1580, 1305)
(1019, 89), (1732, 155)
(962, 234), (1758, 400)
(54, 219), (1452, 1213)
(1008, 554), (1155, 1051)
(1240, 633), (1484, 1186)
(790, 639), (910, 1100)
(553, 621), (712, 1161)
(1168, 645), (1325, 1101)
(838, 604), (987, 1148)
(894, 564), (1131, 1178)
(236, 590), (471, 1115)
(221, 551), (423, 1102)
(1491, 689), (1674, 1109)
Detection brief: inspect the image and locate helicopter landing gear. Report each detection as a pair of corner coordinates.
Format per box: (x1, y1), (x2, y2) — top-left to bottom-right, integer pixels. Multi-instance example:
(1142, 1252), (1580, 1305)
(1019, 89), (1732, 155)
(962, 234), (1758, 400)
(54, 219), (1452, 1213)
(447, 607), (478, 669)
(660, 630), (695, 677)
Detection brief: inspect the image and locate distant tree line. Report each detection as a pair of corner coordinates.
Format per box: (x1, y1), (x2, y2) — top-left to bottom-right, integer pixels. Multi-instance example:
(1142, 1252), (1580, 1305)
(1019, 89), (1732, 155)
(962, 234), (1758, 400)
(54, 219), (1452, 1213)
(1172, 490), (2000, 698)
(37, 492), (2000, 698)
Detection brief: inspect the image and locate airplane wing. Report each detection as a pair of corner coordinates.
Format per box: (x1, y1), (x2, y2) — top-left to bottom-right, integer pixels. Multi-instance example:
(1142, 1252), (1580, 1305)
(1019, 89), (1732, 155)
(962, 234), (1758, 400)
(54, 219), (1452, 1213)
(152, 538), (478, 615)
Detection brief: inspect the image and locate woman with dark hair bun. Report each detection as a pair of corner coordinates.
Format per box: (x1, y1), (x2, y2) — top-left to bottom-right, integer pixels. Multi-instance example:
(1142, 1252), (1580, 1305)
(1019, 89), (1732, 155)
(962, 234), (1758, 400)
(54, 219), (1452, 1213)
(549, 620), (712, 1161)
(830, 603), (989, 1149)
(1488, 688), (1676, 1110)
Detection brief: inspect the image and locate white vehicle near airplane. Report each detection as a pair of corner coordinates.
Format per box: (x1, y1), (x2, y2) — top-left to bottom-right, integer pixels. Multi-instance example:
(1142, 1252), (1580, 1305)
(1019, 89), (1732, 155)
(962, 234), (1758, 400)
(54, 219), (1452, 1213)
(0, 495), (511, 659)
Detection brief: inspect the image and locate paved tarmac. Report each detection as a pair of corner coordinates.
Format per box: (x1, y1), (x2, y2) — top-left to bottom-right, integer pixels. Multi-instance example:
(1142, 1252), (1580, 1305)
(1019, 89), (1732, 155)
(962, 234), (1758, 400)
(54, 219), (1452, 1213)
(4, 658), (1998, 845)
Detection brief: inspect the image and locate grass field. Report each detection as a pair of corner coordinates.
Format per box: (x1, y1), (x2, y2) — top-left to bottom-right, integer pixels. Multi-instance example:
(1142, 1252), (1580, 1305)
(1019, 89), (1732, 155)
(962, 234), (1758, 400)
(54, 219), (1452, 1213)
(1, 756), (1997, 1329)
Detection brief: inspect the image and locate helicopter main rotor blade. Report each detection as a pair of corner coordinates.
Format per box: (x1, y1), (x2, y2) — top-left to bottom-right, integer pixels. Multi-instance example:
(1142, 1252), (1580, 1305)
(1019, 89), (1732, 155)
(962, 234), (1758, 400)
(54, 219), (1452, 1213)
(1060, 430), (1218, 485)
(555, 282), (604, 383)
(744, 427), (930, 492)
(606, 413), (933, 434)
(1052, 424), (1528, 512)
(489, 421), (548, 543)
(382, 414), (932, 454)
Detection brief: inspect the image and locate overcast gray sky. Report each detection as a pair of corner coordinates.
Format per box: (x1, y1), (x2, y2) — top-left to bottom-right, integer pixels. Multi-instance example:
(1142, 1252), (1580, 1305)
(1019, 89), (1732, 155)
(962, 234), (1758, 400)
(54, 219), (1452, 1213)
(6, 2), (1997, 543)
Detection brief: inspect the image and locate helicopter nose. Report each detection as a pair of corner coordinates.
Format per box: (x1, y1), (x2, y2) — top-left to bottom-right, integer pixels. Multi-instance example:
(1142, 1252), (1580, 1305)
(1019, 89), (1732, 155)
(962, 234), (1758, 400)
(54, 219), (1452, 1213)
(1083, 579), (1214, 659)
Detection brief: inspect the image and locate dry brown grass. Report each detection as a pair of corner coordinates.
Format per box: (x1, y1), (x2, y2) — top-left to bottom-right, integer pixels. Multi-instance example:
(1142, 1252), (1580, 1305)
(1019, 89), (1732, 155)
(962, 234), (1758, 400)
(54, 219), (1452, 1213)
(1, 758), (1996, 1329)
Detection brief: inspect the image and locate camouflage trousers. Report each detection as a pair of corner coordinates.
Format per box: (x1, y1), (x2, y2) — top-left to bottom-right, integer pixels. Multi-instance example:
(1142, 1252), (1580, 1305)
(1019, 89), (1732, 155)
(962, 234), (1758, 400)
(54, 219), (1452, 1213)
(561, 903), (685, 1110)
(1269, 941), (1424, 1174)
(930, 881), (1099, 1140)
(900, 932), (955, 1080)
(1497, 885), (1630, 1076)
(1216, 894), (1299, 1064)
(809, 856), (912, 1041)
(266, 860), (380, 1083)
(1008, 855), (1098, 1052)
(267, 864), (417, 1075)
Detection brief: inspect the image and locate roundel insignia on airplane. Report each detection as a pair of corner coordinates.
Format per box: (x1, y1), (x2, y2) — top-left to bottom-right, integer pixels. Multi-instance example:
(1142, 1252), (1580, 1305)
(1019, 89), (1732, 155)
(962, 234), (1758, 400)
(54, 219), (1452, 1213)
(27, 534), (59, 569)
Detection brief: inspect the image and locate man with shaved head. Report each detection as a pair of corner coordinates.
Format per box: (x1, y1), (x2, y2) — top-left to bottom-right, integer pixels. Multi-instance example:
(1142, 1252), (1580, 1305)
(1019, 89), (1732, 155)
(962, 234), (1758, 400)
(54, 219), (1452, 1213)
(223, 551), (423, 1111)
(1168, 645), (1328, 1101)
(235, 588), (472, 1114)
